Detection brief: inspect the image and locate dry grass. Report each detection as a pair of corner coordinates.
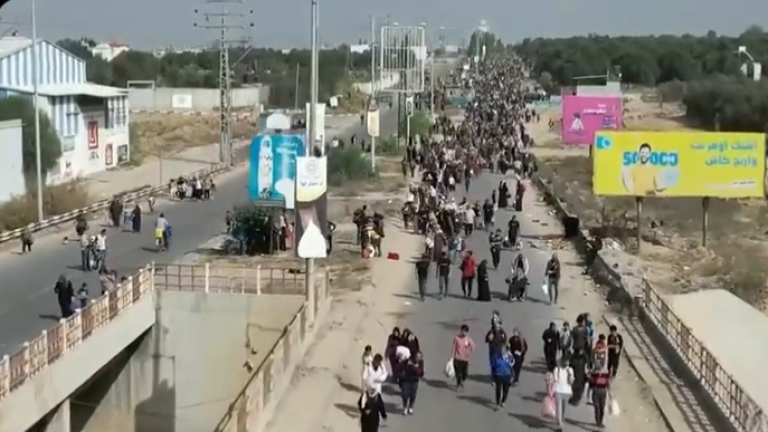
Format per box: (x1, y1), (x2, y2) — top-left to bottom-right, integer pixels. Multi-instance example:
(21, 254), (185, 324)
(532, 94), (768, 309)
(0, 180), (90, 231)
(129, 112), (259, 165)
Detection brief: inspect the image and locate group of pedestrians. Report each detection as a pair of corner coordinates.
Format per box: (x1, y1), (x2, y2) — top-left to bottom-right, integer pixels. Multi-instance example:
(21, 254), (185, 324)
(358, 328), (425, 432)
(542, 313), (625, 430)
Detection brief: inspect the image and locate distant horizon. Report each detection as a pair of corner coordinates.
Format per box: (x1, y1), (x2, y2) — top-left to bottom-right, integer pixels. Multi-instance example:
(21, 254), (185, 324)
(0, 0), (765, 49)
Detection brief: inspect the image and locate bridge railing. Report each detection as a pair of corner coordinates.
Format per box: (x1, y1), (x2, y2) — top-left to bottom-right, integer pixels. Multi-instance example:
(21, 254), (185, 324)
(640, 278), (766, 432)
(153, 263), (307, 295)
(0, 264), (154, 399)
(0, 262), (309, 402)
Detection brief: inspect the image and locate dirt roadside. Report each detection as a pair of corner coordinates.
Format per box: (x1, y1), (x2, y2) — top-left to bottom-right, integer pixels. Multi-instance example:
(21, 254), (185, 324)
(262, 224), (422, 432)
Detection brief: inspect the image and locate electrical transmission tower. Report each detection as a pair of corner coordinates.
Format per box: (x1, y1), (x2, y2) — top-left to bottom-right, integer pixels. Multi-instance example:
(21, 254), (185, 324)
(194, 0), (253, 166)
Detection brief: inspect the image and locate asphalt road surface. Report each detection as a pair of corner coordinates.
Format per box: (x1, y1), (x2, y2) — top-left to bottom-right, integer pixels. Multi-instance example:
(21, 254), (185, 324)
(382, 170), (607, 431)
(0, 109), (398, 357)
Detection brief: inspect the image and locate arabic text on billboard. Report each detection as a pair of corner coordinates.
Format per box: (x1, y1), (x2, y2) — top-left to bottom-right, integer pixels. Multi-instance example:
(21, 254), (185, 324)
(592, 131), (766, 198)
(561, 95), (623, 146)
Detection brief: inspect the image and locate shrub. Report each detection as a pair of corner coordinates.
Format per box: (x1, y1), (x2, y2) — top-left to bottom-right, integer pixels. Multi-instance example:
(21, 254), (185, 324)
(0, 181), (90, 231)
(377, 135), (402, 156)
(327, 146), (376, 186)
(232, 203), (274, 255)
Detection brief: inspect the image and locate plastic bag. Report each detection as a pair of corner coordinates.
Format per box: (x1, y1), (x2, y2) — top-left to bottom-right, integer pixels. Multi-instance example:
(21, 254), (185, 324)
(444, 359), (455, 378)
(609, 396), (621, 416)
(542, 282), (549, 297)
(541, 394), (556, 418)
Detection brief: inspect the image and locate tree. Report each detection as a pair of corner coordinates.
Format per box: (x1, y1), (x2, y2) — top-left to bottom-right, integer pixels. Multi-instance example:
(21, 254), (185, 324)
(232, 203), (274, 255)
(513, 27), (768, 132)
(467, 31), (502, 58)
(399, 112), (432, 138)
(0, 97), (62, 187)
(55, 38), (373, 108)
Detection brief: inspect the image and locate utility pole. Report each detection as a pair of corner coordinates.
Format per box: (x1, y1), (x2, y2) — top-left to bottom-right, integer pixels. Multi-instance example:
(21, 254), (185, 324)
(194, 0), (254, 166)
(369, 15), (377, 170)
(294, 63), (300, 109)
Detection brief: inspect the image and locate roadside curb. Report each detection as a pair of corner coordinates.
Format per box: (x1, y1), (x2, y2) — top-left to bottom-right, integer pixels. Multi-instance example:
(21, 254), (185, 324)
(600, 314), (690, 432)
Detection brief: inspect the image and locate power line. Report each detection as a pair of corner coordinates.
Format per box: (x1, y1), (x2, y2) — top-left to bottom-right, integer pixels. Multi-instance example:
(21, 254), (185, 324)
(193, 0), (253, 166)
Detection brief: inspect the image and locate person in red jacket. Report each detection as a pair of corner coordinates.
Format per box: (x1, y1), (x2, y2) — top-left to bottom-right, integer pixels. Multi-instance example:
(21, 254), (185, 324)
(461, 251), (477, 298)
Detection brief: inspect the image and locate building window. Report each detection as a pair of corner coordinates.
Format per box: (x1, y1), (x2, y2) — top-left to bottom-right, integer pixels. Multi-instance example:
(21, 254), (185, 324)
(116, 107), (127, 127)
(104, 105), (114, 129)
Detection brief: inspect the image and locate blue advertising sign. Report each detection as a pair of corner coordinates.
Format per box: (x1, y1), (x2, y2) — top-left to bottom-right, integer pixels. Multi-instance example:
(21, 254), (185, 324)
(248, 133), (307, 209)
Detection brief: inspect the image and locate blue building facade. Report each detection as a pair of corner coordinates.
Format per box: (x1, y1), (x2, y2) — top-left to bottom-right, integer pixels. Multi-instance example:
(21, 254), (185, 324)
(0, 37), (130, 183)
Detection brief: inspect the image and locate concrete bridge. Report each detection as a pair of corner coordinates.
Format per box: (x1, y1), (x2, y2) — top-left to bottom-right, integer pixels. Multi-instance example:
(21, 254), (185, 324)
(0, 263), (329, 432)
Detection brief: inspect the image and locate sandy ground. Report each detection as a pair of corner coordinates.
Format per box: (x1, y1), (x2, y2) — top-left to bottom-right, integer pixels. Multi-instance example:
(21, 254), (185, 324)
(262, 221), (422, 432)
(532, 94), (768, 309)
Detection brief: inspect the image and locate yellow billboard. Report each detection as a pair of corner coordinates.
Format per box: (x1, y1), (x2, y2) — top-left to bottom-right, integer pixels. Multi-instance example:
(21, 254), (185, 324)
(593, 131), (766, 198)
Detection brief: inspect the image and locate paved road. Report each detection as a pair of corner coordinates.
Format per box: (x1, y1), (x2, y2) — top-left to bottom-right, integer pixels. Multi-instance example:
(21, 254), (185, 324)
(382, 170), (608, 431)
(0, 111), (398, 357)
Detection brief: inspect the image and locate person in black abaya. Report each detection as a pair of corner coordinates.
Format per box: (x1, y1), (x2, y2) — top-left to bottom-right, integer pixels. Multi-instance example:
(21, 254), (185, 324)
(132, 204), (142, 233)
(476, 259), (491, 301)
(358, 387), (387, 432)
(498, 182), (509, 209)
(109, 197), (123, 227)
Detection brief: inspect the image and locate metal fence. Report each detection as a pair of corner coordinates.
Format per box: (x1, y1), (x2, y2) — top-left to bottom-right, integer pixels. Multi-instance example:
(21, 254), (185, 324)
(153, 263), (306, 295)
(0, 262), (313, 402)
(640, 280), (766, 432)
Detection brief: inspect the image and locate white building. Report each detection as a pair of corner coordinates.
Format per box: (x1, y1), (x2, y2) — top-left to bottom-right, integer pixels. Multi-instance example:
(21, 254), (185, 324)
(91, 41), (130, 62)
(0, 36), (131, 185)
(0, 119), (24, 202)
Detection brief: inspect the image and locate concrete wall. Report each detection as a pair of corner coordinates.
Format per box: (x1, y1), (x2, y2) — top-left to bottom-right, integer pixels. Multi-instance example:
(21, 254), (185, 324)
(352, 72), (401, 95)
(576, 82), (622, 97)
(129, 86), (269, 113)
(71, 292), (303, 432)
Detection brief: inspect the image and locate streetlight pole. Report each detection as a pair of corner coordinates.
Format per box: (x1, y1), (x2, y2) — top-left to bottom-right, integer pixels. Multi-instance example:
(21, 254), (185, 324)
(31, 0), (44, 222)
(305, 0), (319, 323)
(429, 24), (435, 118)
(369, 15), (377, 171)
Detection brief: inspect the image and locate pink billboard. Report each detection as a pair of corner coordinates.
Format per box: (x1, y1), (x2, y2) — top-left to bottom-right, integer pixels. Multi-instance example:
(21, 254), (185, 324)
(561, 95), (623, 145)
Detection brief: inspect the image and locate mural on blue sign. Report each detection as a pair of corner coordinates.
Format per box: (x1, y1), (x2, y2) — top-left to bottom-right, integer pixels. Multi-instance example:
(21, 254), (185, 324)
(248, 133), (307, 209)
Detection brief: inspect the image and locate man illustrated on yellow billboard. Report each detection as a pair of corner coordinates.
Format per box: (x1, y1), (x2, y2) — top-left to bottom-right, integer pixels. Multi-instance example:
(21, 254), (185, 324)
(621, 143), (664, 195)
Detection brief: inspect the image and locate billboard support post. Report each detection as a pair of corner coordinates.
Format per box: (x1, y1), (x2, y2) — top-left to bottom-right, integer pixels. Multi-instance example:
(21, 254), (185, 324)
(702, 197), (710, 247)
(635, 197), (643, 254)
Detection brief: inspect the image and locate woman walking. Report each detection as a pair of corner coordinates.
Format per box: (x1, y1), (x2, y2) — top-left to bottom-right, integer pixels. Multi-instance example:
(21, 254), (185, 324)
(399, 352), (425, 414)
(552, 356), (575, 431)
(358, 386), (387, 432)
(490, 345), (515, 408)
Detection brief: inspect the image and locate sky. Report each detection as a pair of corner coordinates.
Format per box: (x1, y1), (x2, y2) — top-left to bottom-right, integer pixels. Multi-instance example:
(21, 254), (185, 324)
(0, 0), (766, 50)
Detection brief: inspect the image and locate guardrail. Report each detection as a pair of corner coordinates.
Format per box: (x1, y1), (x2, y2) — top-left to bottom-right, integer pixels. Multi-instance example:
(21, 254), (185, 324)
(529, 157), (767, 432)
(0, 262), (313, 402)
(640, 279), (765, 432)
(0, 163), (229, 246)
